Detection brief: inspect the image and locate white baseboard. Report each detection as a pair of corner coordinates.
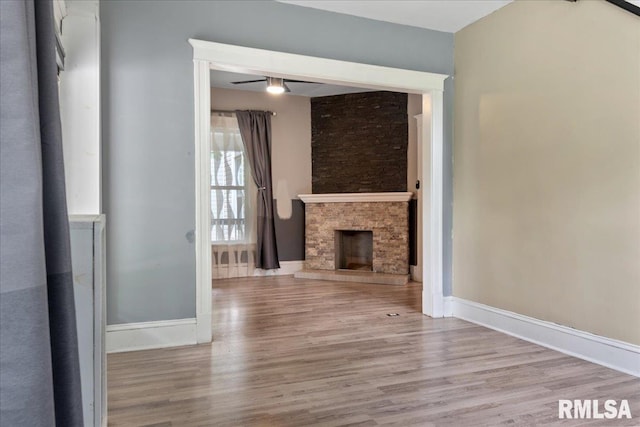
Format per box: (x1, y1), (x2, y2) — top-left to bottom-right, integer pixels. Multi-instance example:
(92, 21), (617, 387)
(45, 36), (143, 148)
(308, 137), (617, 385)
(253, 260), (304, 276)
(196, 312), (212, 344)
(443, 295), (453, 317)
(451, 298), (640, 377)
(410, 265), (422, 282)
(106, 318), (197, 353)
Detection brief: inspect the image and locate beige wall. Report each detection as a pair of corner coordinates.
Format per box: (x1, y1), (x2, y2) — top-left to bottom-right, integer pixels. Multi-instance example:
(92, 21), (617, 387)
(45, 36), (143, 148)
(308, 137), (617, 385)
(211, 87), (312, 213)
(453, 0), (640, 344)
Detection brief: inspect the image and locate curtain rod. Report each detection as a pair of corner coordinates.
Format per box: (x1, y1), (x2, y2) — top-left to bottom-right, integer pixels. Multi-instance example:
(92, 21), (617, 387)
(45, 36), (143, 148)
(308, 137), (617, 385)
(211, 109), (276, 116)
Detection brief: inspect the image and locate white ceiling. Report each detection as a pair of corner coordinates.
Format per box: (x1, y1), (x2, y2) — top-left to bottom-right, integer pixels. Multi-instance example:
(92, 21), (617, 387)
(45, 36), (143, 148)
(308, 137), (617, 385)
(278, 0), (513, 33)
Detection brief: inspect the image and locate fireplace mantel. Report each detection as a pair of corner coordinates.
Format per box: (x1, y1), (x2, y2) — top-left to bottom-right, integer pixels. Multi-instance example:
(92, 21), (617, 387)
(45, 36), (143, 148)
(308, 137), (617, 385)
(298, 192), (412, 203)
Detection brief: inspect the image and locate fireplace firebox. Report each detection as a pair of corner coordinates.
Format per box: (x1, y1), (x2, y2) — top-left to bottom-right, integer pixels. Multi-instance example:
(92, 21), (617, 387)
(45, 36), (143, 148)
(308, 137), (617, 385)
(335, 230), (373, 271)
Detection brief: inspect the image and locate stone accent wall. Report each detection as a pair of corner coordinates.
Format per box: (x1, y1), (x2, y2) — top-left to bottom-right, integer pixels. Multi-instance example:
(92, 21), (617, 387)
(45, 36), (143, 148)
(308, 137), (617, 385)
(311, 91), (408, 194)
(305, 202), (409, 275)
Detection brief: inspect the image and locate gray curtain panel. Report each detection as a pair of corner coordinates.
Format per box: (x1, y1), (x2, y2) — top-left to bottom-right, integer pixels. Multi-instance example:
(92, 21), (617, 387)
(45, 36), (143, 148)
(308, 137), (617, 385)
(0, 0), (83, 426)
(236, 111), (280, 269)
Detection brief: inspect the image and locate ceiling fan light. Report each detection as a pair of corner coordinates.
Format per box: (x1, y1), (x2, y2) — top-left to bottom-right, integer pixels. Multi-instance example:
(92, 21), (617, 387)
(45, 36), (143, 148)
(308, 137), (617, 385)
(266, 77), (285, 94)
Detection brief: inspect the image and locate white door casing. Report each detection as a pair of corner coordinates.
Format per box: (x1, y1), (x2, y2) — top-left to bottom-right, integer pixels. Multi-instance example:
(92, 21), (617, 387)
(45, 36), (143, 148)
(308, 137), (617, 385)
(190, 40), (448, 342)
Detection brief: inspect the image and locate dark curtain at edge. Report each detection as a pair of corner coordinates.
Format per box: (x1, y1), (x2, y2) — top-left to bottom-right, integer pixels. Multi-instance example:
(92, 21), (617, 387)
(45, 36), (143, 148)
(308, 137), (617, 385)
(235, 111), (280, 269)
(0, 0), (83, 426)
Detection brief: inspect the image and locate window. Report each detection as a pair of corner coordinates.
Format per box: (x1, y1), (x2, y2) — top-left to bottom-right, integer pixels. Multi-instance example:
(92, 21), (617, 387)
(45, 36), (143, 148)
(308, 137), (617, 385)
(53, 0), (66, 75)
(210, 115), (252, 243)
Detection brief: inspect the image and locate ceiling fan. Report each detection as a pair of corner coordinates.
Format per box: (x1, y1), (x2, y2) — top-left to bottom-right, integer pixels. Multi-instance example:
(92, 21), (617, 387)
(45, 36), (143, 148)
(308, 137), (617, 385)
(230, 76), (320, 94)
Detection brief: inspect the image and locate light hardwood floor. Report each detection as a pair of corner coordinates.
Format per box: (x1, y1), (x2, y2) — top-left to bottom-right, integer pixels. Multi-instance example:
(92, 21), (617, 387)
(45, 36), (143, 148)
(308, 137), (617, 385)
(108, 276), (640, 426)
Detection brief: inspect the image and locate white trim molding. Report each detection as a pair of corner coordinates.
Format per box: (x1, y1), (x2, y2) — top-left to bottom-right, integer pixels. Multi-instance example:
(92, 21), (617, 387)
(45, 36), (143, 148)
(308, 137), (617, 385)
(189, 39), (447, 93)
(190, 39), (448, 339)
(422, 90), (444, 318)
(443, 296), (454, 317)
(193, 59), (212, 344)
(413, 113), (425, 286)
(452, 298), (640, 377)
(106, 319), (197, 353)
(298, 192), (413, 203)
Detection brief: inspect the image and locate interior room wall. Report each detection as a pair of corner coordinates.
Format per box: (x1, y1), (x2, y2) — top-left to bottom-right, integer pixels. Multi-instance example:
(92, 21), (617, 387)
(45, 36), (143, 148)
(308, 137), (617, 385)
(453, 0), (640, 344)
(210, 87), (311, 261)
(211, 87), (311, 200)
(211, 88), (423, 262)
(101, 0), (454, 324)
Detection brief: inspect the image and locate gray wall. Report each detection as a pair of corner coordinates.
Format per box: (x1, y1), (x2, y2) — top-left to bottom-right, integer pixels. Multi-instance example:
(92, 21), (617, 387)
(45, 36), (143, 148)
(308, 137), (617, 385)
(275, 200), (305, 262)
(101, 0), (454, 324)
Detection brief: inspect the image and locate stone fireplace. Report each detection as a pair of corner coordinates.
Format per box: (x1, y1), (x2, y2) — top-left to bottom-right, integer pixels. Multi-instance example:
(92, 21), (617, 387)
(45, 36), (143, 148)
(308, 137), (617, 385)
(298, 193), (412, 279)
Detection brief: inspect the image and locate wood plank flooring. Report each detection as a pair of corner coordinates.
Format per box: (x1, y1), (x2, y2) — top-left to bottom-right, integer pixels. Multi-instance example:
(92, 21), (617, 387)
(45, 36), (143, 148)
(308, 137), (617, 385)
(108, 276), (640, 426)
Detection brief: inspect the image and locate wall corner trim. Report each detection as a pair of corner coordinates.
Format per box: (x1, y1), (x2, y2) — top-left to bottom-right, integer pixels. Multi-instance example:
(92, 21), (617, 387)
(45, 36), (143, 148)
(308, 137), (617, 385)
(451, 298), (640, 377)
(106, 318), (197, 353)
